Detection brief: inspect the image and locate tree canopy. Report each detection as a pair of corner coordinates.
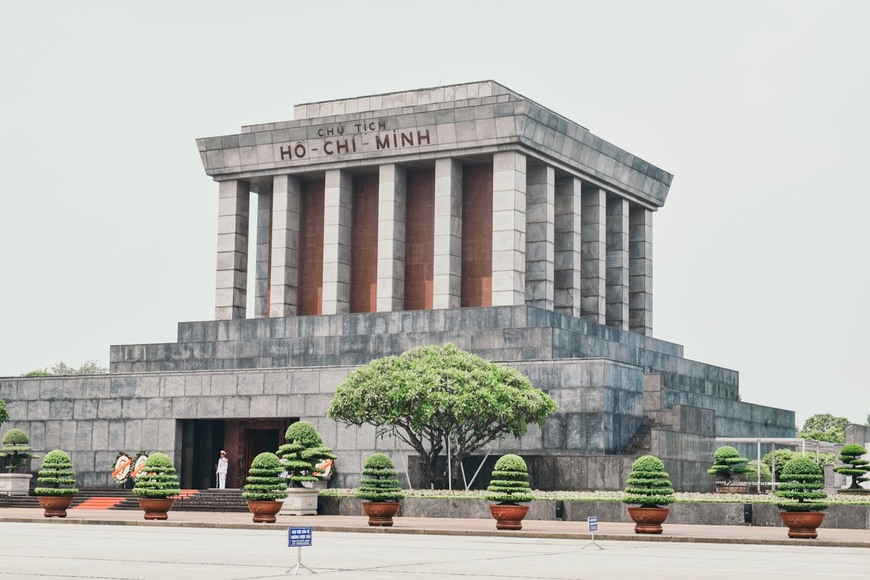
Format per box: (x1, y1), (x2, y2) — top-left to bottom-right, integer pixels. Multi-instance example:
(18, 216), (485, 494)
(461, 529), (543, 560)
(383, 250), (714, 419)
(0, 399), (8, 426)
(23, 360), (107, 377)
(327, 343), (557, 488)
(798, 413), (849, 443)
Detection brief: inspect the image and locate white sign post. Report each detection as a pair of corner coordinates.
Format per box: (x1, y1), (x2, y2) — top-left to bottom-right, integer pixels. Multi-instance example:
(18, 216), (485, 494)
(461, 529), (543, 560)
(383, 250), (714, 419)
(287, 527), (316, 575)
(581, 516), (603, 550)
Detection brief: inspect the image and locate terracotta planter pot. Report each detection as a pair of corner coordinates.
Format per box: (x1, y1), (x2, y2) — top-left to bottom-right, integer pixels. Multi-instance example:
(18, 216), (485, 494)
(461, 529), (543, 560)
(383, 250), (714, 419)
(38, 495), (74, 518)
(138, 497), (175, 520)
(626, 506), (670, 534)
(361, 501), (401, 526)
(488, 503), (530, 530)
(780, 511), (826, 539)
(247, 500), (283, 523)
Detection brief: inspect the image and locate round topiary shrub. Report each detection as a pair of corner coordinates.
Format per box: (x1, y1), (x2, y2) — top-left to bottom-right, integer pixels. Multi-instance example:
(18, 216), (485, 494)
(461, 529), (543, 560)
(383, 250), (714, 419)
(242, 452), (288, 501)
(707, 445), (752, 483)
(277, 421), (336, 487)
(623, 455), (676, 507)
(34, 450), (78, 496)
(775, 455), (829, 512)
(132, 452), (181, 499)
(833, 444), (869, 490)
(485, 454), (534, 504)
(0, 428), (39, 471)
(356, 453), (404, 502)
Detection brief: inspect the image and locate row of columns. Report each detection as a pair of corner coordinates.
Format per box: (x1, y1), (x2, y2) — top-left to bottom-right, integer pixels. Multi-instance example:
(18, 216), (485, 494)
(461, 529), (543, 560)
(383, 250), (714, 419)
(214, 151), (653, 335)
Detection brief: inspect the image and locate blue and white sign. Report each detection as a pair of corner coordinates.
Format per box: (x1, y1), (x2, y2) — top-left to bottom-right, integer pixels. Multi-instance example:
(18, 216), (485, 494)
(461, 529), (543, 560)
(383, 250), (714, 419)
(288, 526), (312, 547)
(587, 516), (598, 532)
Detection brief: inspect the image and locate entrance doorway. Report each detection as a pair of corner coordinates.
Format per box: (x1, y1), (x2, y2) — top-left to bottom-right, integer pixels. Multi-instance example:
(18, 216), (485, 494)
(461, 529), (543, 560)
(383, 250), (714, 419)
(180, 418), (295, 489)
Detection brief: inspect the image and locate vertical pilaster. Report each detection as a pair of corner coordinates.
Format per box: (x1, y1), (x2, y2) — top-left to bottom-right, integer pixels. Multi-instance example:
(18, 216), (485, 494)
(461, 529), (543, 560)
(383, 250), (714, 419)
(322, 169), (352, 315)
(377, 164), (406, 311)
(433, 158), (462, 309)
(269, 174), (301, 317)
(630, 207), (654, 336)
(580, 187), (606, 324)
(215, 180), (250, 320)
(606, 197), (630, 329)
(491, 151), (526, 306)
(525, 165), (554, 310)
(254, 183), (273, 318)
(554, 176), (582, 317)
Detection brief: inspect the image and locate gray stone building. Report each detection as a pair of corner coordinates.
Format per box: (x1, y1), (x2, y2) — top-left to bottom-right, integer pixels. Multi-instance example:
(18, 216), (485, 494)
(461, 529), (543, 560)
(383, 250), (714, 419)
(0, 81), (794, 492)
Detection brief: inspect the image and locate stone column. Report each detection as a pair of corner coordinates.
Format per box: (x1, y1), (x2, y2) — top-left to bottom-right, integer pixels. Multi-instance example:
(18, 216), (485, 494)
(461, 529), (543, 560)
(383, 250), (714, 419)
(215, 180), (249, 320)
(269, 174), (301, 317)
(322, 169), (352, 315)
(433, 158), (462, 309)
(525, 165), (554, 310)
(254, 183), (273, 318)
(491, 151), (526, 306)
(630, 207), (654, 336)
(554, 176), (582, 318)
(606, 197), (629, 330)
(580, 187), (606, 324)
(377, 164), (407, 312)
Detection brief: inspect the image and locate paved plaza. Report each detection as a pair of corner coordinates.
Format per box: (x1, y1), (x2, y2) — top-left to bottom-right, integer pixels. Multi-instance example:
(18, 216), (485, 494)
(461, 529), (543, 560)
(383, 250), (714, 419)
(1, 508), (869, 579)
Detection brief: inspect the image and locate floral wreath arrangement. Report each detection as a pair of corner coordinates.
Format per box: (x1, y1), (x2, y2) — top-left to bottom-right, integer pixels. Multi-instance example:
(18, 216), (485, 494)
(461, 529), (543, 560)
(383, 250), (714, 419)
(112, 452), (133, 486)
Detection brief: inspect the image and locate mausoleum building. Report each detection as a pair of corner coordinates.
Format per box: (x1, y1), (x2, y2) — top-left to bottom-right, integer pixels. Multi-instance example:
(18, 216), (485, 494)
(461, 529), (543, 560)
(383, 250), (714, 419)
(0, 81), (795, 492)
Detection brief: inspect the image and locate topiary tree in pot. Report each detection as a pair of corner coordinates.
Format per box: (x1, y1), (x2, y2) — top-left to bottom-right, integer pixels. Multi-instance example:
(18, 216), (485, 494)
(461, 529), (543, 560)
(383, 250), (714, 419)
(34, 449), (79, 518)
(707, 445), (752, 491)
(833, 444), (869, 491)
(0, 428), (40, 472)
(242, 452), (288, 523)
(132, 452), (181, 520)
(775, 455), (829, 538)
(623, 454), (676, 534)
(484, 454), (534, 530)
(277, 421), (336, 515)
(356, 453), (404, 526)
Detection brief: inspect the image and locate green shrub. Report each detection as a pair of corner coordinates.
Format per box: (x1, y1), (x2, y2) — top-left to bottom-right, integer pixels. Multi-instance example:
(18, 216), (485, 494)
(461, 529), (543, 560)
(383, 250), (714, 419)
(775, 455), (829, 512)
(745, 460), (772, 483)
(277, 421), (336, 487)
(0, 428), (40, 471)
(356, 453), (404, 502)
(485, 454), (534, 504)
(34, 449), (78, 496)
(707, 446), (752, 482)
(833, 444), (869, 490)
(762, 448), (795, 481)
(132, 452), (181, 499)
(623, 455), (676, 507)
(242, 452), (288, 501)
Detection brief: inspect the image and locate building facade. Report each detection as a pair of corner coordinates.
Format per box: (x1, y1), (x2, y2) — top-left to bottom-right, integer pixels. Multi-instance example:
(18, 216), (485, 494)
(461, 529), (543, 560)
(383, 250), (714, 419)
(0, 82), (795, 492)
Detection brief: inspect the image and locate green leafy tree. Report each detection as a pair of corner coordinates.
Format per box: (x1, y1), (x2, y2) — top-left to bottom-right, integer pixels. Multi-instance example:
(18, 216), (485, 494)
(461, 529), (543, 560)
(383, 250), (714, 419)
(23, 360), (107, 377)
(707, 446), (752, 483)
(0, 399), (9, 426)
(775, 455), (829, 512)
(622, 455), (676, 508)
(799, 413), (848, 443)
(327, 343), (557, 488)
(276, 421), (336, 487)
(34, 450), (78, 496)
(356, 453), (404, 502)
(762, 448), (795, 481)
(0, 428), (40, 472)
(833, 444), (869, 490)
(242, 452), (288, 501)
(485, 454), (534, 505)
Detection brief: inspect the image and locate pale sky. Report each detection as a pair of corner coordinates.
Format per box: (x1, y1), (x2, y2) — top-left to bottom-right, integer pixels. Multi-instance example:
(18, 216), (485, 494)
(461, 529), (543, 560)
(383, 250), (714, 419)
(1, 1), (867, 428)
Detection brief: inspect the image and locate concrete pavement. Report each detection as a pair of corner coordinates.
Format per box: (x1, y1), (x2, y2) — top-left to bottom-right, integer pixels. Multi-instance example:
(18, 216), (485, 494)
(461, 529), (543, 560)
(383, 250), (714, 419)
(2, 506), (869, 548)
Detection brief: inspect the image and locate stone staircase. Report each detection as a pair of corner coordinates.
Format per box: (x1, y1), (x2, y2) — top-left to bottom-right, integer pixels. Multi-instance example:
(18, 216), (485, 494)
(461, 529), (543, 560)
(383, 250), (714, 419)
(0, 488), (248, 512)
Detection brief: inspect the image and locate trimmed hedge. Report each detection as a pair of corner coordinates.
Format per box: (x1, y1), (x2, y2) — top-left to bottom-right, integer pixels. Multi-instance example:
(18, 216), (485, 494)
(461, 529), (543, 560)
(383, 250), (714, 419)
(775, 455), (829, 512)
(356, 453), (404, 502)
(242, 452), (288, 501)
(485, 454), (534, 504)
(277, 421), (336, 486)
(833, 444), (869, 490)
(623, 455), (676, 507)
(132, 452), (181, 499)
(707, 446), (752, 482)
(34, 449), (78, 496)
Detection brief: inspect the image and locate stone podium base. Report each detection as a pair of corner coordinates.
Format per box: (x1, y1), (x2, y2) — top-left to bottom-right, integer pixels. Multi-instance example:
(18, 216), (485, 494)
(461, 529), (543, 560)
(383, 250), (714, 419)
(0, 473), (33, 496)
